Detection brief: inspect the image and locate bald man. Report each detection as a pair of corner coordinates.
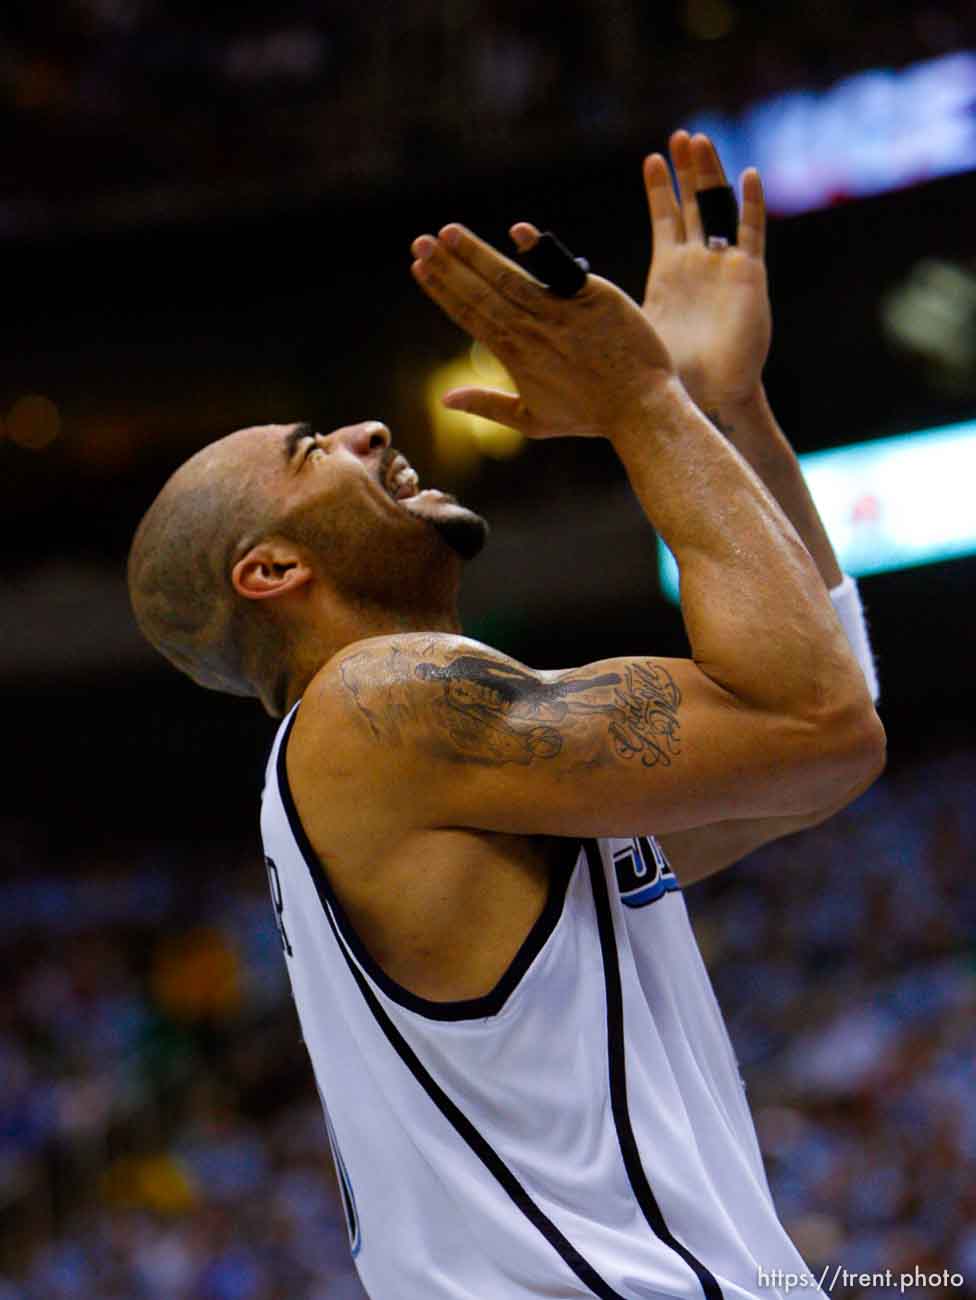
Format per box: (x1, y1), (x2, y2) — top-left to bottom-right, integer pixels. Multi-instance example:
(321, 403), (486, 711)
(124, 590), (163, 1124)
(130, 134), (884, 1299)
(129, 417), (486, 715)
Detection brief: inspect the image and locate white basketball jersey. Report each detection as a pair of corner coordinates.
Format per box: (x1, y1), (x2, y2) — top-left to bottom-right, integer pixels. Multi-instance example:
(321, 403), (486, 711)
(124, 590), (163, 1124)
(260, 705), (820, 1300)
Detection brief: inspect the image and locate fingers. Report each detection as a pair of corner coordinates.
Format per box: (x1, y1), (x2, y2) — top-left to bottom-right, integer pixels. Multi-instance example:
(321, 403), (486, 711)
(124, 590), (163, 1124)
(663, 129), (766, 262)
(668, 129), (703, 243)
(738, 167), (766, 260)
(642, 152), (684, 248)
(438, 223), (546, 314)
(442, 386), (528, 433)
(688, 132), (728, 189)
(410, 231), (541, 357)
(509, 222), (539, 253)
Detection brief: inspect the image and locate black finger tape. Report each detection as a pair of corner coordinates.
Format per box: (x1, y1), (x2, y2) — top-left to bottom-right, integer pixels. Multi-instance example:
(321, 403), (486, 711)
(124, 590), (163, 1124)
(695, 186), (738, 244)
(518, 231), (589, 297)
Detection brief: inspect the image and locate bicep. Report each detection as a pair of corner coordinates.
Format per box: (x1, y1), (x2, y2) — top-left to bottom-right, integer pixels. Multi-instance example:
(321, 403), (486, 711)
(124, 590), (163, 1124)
(324, 635), (840, 841)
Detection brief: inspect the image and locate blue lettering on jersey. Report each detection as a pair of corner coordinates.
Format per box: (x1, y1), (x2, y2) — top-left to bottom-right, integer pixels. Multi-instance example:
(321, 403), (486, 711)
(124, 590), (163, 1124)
(613, 836), (679, 908)
(323, 1101), (362, 1258)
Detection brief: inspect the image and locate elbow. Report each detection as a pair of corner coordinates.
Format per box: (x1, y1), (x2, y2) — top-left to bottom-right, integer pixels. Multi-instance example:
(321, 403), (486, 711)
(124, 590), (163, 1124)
(747, 663), (886, 820)
(804, 696), (887, 811)
(840, 701), (886, 789)
(860, 706), (887, 781)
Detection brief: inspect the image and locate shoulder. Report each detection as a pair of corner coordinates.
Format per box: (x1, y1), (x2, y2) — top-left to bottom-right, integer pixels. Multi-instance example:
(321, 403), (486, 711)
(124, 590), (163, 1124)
(283, 633), (552, 855)
(288, 633), (541, 807)
(298, 631), (534, 743)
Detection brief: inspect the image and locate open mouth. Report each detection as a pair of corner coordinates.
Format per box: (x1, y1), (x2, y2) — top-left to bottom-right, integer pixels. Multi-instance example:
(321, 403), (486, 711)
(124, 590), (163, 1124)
(384, 455), (421, 502)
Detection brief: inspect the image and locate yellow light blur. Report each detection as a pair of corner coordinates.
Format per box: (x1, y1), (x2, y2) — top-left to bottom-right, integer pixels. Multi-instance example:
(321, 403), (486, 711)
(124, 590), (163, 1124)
(424, 345), (524, 477)
(8, 394), (61, 450)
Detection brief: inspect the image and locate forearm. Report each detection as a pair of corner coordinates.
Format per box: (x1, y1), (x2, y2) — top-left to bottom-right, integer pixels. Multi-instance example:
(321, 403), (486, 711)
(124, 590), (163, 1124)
(614, 377), (867, 721)
(661, 749), (880, 883)
(650, 387), (884, 884)
(659, 769), (871, 886)
(704, 385), (842, 589)
(706, 385), (879, 701)
(660, 812), (824, 885)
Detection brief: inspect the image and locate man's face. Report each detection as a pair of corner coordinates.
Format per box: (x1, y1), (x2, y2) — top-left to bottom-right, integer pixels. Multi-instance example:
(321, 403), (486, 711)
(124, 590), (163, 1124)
(232, 419), (488, 598)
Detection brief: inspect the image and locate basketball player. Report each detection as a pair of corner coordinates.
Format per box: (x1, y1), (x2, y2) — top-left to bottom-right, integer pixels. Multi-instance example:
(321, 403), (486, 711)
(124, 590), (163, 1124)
(128, 133), (885, 1298)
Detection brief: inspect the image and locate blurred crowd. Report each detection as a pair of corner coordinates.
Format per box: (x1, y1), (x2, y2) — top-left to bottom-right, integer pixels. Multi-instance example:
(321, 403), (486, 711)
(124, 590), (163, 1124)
(2, 0), (973, 231)
(698, 746), (976, 1297)
(0, 839), (369, 1299)
(0, 743), (973, 1298)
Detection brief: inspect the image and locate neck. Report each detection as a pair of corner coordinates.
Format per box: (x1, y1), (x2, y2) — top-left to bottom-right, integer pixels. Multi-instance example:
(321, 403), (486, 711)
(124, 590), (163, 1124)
(279, 595), (462, 715)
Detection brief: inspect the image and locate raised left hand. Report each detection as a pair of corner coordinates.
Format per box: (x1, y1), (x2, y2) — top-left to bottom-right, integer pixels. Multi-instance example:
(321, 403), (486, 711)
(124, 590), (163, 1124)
(410, 224), (676, 442)
(641, 130), (771, 413)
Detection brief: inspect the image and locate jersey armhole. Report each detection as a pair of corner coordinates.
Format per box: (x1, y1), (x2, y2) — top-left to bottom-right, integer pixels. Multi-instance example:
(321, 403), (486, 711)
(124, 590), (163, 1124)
(275, 708), (583, 1022)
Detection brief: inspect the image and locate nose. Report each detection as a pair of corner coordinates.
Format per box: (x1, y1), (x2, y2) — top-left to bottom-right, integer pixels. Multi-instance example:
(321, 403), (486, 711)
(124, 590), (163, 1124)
(327, 420), (391, 458)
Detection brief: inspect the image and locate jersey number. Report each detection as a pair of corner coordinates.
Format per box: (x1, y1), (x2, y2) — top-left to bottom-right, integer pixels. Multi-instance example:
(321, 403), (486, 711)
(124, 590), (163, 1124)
(323, 1099), (362, 1258)
(613, 836), (679, 908)
(264, 856), (294, 956)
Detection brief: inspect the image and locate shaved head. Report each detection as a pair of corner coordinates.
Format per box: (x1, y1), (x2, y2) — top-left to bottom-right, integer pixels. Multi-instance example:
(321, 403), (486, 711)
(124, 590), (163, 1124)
(128, 427), (286, 707)
(129, 420), (483, 716)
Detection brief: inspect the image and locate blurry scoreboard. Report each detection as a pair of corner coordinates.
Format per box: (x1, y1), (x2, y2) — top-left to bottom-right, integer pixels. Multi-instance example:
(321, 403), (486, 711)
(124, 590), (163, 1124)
(658, 418), (976, 601)
(689, 50), (976, 215)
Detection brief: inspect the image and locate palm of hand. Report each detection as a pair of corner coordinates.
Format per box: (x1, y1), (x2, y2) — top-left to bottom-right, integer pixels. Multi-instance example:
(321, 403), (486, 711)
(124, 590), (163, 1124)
(508, 277), (676, 439)
(642, 247), (771, 411)
(640, 132), (771, 413)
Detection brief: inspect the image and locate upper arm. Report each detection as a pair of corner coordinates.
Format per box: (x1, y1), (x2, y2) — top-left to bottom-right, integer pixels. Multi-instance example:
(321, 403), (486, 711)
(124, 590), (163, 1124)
(293, 633), (879, 843)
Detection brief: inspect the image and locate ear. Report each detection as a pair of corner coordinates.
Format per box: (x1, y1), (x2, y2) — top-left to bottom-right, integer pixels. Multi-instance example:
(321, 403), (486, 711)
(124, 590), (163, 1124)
(231, 539), (313, 603)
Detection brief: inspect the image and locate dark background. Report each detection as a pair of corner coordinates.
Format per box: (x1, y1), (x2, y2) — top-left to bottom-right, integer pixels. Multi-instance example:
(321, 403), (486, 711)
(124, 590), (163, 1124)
(2, 1), (975, 844)
(2, 4), (975, 1297)
(6, 157), (976, 838)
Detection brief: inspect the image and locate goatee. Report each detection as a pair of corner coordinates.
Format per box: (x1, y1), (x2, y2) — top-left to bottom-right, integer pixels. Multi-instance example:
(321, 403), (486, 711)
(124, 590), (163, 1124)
(431, 506), (490, 562)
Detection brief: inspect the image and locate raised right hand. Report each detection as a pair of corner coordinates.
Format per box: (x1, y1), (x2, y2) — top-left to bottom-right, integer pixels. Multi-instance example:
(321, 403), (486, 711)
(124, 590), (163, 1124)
(641, 131), (771, 412)
(410, 223), (675, 440)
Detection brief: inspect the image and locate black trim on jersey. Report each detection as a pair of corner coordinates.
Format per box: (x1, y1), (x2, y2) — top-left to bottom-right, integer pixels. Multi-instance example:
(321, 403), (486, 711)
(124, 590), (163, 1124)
(276, 707), (577, 1021)
(274, 717), (632, 1298)
(584, 840), (725, 1300)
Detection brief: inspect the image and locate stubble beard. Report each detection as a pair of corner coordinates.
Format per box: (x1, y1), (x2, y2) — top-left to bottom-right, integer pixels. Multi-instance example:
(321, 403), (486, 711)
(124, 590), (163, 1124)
(378, 445), (488, 563)
(282, 476), (489, 620)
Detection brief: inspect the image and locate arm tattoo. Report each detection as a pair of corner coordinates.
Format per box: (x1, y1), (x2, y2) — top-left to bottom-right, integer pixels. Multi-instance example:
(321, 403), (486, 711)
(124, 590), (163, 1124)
(603, 661), (682, 767)
(338, 640), (427, 744)
(340, 641), (682, 770)
(414, 655), (620, 765)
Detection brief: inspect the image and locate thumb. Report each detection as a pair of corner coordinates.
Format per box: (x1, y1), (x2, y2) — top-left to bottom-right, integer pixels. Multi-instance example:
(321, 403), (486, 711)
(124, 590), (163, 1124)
(442, 387), (527, 431)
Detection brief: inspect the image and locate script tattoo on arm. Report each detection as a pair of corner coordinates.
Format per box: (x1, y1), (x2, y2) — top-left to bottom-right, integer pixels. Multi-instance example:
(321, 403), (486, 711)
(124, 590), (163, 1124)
(603, 661), (682, 767)
(339, 641), (682, 770)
